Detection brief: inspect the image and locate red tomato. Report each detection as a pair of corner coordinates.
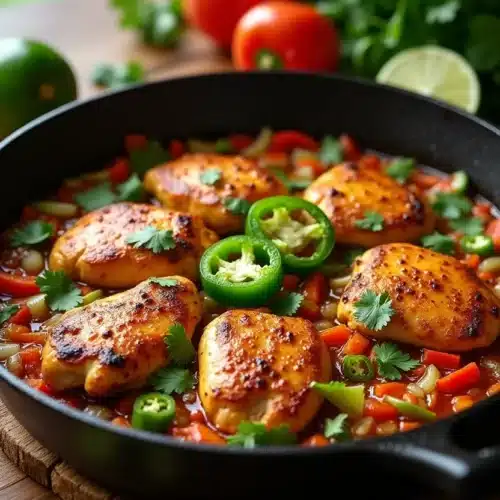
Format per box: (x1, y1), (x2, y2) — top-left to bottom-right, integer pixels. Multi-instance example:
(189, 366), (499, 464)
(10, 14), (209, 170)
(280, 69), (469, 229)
(183, 0), (269, 48)
(232, 2), (340, 72)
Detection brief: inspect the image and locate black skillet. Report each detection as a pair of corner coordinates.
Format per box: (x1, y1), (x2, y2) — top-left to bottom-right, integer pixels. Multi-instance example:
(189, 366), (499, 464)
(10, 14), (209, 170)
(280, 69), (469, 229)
(1, 72), (500, 500)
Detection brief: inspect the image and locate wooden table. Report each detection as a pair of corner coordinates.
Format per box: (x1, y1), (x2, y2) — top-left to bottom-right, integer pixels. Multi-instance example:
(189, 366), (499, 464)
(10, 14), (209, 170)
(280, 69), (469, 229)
(0, 0), (232, 497)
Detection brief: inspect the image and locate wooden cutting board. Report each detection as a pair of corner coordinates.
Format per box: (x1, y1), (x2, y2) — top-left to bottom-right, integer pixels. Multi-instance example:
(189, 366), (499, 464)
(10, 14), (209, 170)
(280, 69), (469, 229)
(0, 0), (232, 498)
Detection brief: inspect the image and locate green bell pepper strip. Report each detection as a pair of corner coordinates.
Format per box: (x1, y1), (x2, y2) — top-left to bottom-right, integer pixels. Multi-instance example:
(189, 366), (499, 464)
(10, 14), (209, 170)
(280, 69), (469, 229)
(384, 396), (436, 422)
(310, 381), (365, 417)
(342, 355), (374, 382)
(450, 171), (469, 194)
(245, 196), (335, 273)
(199, 235), (283, 307)
(131, 393), (176, 432)
(460, 234), (494, 256)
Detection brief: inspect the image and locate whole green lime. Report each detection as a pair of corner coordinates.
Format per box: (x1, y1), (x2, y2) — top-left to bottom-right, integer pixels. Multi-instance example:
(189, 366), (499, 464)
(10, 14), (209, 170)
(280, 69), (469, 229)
(0, 38), (78, 139)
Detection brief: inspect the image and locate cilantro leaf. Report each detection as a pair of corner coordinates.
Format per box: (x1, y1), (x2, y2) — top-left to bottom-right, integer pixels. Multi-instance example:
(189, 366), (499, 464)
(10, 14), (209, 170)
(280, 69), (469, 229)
(165, 323), (195, 365)
(270, 169), (311, 191)
(354, 211), (384, 232)
(0, 304), (19, 325)
(75, 182), (117, 211)
(432, 192), (472, 220)
(449, 217), (484, 236)
(426, 1), (460, 24)
(385, 157), (415, 184)
(199, 168), (222, 186)
(91, 61), (144, 89)
(373, 342), (419, 381)
(126, 226), (176, 254)
(130, 140), (169, 177)
(353, 290), (394, 331)
(150, 366), (195, 395)
(421, 232), (455, 255)
(324, 414), (350, 441)
(10, 221), (53, 247)
(148, 277), (178, 287)
(227, 421), (296, 448)
(223, 197), (252, 216)
(36, 270), (83, 312)
(269, 292), (304, 316)
(110, 0), (142, 28)
(319, 135), (343, 166)
(117, 174), (144, 202)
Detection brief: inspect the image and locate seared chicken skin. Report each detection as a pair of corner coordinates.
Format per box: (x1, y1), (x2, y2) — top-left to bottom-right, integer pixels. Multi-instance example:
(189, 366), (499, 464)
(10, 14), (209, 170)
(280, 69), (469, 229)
(338, 243), (500, 352)
(41, 276), (202, 396)
(49, 202), (218, 288)
(198, 310), (331, 434)
(303, 162), (435, 246)
(143, 154), (287, 235)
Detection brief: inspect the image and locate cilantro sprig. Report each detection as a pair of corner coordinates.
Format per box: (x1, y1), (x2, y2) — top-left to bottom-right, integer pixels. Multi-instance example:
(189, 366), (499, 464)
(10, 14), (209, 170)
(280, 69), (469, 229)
(373, 342), (419, 381)
(150, 366), (195, 395)
(319, 135), (343, 166)
(353, 290), (394, 331)
(200, 168), (222, 186)
(10, 221), (53, 247)
(449, 217), (484, 236)
(269, 292), (304, 317)
(227, 421), (296, 448)
(421, 232), (456, 255)
(130, 140), (169, 177)
(432, 192), (472, 220)
(354, 211), (384, 232)
(224, 197), (252, 216)
(0, 304), (19, 325)
(36, 270), (83, 312)
(324, 414), (350, 441)
(165, 323), (195, 365)
(385, 157), (415, 184)
(148, 277), (178, 287)
(126, 226), (176, 254)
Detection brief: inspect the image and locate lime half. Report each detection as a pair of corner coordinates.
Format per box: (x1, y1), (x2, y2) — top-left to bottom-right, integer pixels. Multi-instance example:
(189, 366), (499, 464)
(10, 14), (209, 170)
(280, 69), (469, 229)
(376, 46), (480, 114)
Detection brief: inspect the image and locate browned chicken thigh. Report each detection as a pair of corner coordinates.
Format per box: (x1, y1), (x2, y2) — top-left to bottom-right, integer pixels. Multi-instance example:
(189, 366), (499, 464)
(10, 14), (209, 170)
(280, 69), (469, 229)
(144, 154), (287, 235)
(41, 276), (202, 396)
(338, 243), (500, 351)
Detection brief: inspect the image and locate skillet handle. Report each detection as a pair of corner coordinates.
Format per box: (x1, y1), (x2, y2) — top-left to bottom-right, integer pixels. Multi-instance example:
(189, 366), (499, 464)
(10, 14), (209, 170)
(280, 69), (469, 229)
(364, 397), (500, 499)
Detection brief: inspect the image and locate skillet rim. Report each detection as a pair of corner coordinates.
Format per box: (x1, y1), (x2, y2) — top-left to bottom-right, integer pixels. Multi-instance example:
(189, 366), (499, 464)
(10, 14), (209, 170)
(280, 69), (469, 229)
(0, 70), (499, 456)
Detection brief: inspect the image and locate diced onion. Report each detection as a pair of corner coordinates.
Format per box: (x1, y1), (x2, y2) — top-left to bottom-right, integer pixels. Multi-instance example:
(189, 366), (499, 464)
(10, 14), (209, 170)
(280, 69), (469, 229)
(494, 284), (500, 300)
(416, 364), (441, 394)
(330, 275), (351, 290)
(406, 383), (425, 398)
(21, 250), (45, 275)
(82, 290), (103, 306)
(352, 416), (375, 437)
(376, 421), (398, 436)
(26, 294), (50, 321)
(0, 343), (20, 361)
(84, 405), (114, 421)
(241, 127), (272, 157)
(33, 201), (78, 218)
(314, 320), (334, 331)
(43, 313), (63, 327)
(6, 352), (23, 376)
(321, 302), (338, 320)
(479, 256), (500, 274)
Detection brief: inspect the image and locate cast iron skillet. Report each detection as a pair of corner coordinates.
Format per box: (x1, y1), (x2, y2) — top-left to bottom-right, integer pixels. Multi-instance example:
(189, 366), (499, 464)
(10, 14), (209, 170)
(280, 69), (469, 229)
(1, 72), (500, 500)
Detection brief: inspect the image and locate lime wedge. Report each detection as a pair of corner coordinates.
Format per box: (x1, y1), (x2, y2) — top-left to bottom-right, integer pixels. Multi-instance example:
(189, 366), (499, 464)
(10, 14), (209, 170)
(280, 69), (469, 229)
(376, 45), (480, 114)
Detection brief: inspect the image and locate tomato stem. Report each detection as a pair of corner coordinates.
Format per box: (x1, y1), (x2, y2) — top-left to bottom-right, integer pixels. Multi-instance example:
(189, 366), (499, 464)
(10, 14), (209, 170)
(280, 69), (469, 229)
(255, 49), (283, 70)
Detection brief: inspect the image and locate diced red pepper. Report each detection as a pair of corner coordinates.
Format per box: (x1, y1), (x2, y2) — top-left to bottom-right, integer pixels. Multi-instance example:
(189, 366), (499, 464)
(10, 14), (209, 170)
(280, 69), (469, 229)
(125, 134), (147, 152)
(399, 421), (421, 432)
(461, 254), (480, 270)
(298, 299), (321, 321)
(302, 434), (330, 447)
(294, 157), (325, 177)
(229, 134), (253, 152)
(20, 205), (40, 221)
(373, 382), (406, 399)
(486, 219), (500, 252)
(172, 422), (225, 444)
(112, 416), (132, 427)
(189, 410), (206, 424)
(19, 346), (42, 378)
(422, 349), (461, 370)
(364, 399), (398, 421)
(9, 304), (31, 326)
(436, 362), (481, 394)
(320, 325), (352, 347)
(359, 154), (381, 170)
(302, 272), (328, 304)
(108, 158), (130, 183)
(473, 202), (493, 222)
(411, 172), (441, 190)
(0, 272), (40, 297)
(169, 139), (186, 159)
(269, 131), (319, 154)
(339, 134), (361, 161)
(343, 332), (370, 355)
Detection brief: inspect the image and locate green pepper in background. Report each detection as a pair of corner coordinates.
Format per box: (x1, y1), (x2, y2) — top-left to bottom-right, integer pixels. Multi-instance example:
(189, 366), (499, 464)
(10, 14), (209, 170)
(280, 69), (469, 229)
(342, 355), (374, 382)
(460, 234), (494, 256)
(141, 1), (185, 48)
(131, 392), (176, 432)
(200, 235), (283, 307)
(450, 171), (469, 194)
(245, 196), (335, 274)
(310, 381), (365, 417)
(384, 396), (436, 422)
